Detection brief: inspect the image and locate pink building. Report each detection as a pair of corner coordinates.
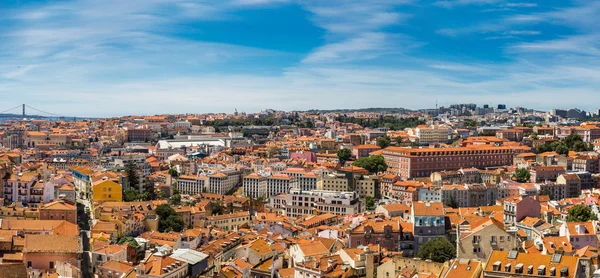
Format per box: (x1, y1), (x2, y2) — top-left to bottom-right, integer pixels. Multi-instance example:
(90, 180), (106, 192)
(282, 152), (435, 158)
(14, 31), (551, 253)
(290, 151), (317, 163)
(503, 196), (541, 226)
(559, 221), (599, 249)
(352, 145), (381, 159)
(23, 234), (82, 271)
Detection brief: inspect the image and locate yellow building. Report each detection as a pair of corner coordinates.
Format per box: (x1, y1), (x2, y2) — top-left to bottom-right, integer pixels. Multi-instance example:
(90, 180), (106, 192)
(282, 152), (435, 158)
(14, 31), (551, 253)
(92, 179), (123, 203)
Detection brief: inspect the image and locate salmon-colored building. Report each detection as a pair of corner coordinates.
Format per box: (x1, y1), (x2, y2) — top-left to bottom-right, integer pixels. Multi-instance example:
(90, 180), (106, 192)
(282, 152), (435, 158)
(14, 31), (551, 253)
(39, 199), (77, 224)
(382, 145), (531, 179)
(23, 234), (82, 271)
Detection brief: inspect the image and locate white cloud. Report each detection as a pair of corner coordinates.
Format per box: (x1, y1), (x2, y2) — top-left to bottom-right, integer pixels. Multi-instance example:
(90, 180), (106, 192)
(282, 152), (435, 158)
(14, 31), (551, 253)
(505, 3), (537, 8)
(509, 35), (600, 56)
(300, 1), (415, 64)
(434, 0), (502, 8)
(507, 30), (540, 35)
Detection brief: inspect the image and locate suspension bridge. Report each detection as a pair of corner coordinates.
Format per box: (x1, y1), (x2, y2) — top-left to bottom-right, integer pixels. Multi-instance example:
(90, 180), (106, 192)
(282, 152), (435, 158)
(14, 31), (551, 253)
(0, 104), (79, 121)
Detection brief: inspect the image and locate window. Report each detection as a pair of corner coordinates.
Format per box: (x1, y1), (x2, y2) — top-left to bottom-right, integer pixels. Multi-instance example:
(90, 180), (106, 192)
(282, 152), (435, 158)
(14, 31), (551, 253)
(49, 262), (54, 269)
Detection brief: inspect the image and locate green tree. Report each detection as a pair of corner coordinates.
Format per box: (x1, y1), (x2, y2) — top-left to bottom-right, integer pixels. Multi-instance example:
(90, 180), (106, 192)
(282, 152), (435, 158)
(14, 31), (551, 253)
(555, 144), (569, 155)
(463, 120), (478, 127)
(573, 141), (590, 152)
(155, 204), (185, 232)
(337, 148), (352, 163)
(365, 196), (375, 210)
(536, 143), (552, 153)
(117, 237), (140, 248)
(567, 205), (598, 222)
(416, 237), (456, 263)
(352, 155), (388, 173)
(124, 190), (140, 202)
(164, 215), (185, 232)
(564, 134), (583, 149)
(376, 136), (391, 149)
(124, 161), (140, 191)
(170, 194), (182, 205)
(168, 168), (179, 178)
(512, 168), (531, 183)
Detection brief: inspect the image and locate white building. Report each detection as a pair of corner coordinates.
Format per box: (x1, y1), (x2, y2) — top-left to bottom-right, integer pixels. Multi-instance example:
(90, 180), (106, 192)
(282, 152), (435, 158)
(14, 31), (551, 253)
(413, 124), (451, 145)
(208, 170), (241, 195)
(266, 174), (296, 197)
(243, 173), (267, 199)
(177, 175), (208, 195)
(279, 189), (361, 218)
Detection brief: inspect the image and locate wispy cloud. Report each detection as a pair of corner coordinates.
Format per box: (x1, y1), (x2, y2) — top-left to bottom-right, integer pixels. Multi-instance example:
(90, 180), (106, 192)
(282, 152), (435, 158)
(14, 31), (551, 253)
(505, 2), (537, 8)
(509, 35), (600, 56)
(300, 0), (415, 64)
(434, 0), (502, 8)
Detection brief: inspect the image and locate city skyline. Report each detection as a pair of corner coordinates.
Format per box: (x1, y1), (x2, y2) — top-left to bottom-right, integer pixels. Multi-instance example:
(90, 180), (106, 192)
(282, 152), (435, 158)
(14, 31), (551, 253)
(1, 0), (599, 117)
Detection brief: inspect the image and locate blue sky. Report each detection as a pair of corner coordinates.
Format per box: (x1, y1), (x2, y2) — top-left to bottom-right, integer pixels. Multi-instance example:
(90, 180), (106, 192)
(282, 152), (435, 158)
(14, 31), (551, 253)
(0, 0), (599, 117)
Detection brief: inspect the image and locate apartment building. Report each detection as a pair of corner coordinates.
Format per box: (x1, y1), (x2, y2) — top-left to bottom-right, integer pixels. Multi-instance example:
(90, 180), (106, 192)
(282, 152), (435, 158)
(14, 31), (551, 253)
(353, 145), (381, 159)
(177, 174), (208, 195)
(39, 199), (77, 224)
(208, 170), (241, 195)
(414, 125), (451, 145)
(205, 211), (251, 232)
(297, 172), (322, 191)
(530, 166), (565, 183)
(243, 173), (267, 199)
(92, 179), (123, 203)
(72, 166), (93, 200)
(2, 171), (48, 206)
(534, 182), (567, 201)
(411, 202), (445, 250)
(457, 218), (516, 260)
(483, 251), (582, 278)
(503, 196), (541, 226)
(496, 129), (523, 142)
(322, 173), (350, 192)
(281, 189), (361, 218)
(572, 155), (600, 173)
(557, 174), (582, 198)
(266, 174), (295, 197)
(23, 234), (83, 272)
(559, 221), (599, 250)
(356, 175), (378, 198)
(126, 128), (153, 142)
(348, 218), (405, 252)
(383, 145), (530, 179)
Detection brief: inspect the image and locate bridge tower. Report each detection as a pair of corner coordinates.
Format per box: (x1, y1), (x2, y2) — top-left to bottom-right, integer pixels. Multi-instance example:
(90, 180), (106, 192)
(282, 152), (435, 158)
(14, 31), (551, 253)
(22, 104), (25, 117)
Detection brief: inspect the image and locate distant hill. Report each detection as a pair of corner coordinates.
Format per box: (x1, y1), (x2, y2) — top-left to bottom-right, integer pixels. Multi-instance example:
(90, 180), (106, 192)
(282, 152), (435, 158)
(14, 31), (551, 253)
(301, 107), (414, 114)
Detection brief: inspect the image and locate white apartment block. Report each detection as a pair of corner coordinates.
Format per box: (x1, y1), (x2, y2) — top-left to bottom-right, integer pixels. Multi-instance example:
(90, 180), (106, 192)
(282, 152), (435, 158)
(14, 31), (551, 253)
(208, 170), (241, 195)
(282, 189), (361, 218)
(297, 172), (322, 191)
(267, 174), (296, 197)
(177, 175), (208, 195)
(243, 173), (267, 199)
(414, 125), (451, 145)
